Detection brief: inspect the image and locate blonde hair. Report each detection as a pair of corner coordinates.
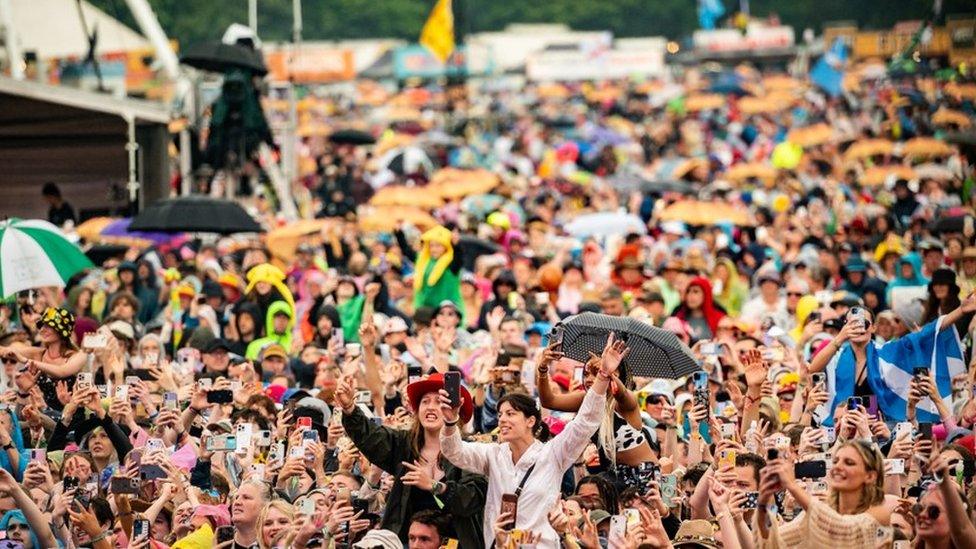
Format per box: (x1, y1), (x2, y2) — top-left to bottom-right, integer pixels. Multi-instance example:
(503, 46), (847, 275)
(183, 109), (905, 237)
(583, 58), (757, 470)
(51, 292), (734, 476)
(828, 440), (886, 514)
(257, 500), (294, 549)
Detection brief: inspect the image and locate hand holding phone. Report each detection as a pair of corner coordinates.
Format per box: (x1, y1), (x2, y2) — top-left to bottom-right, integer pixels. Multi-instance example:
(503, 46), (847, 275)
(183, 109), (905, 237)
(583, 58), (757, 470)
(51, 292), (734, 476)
(444, 371), (461, 408)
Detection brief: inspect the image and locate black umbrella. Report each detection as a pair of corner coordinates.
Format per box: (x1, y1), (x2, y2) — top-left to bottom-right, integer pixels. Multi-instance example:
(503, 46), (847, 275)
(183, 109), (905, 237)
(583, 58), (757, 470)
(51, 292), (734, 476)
(181, 41), (267, 75)
(556, 313), (699, 379)
(929, 215), (973, 235)
(129, 195), (263, 234)
(84, 244), (129, 266)
(640, 179), (696, 195)
(329, 129), (376, 146)
(456, 235), (502, 271)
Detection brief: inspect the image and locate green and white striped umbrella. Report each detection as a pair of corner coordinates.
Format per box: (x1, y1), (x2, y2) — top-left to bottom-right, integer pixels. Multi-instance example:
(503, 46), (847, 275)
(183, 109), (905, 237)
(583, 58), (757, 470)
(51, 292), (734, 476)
(0, 218), (94, 298)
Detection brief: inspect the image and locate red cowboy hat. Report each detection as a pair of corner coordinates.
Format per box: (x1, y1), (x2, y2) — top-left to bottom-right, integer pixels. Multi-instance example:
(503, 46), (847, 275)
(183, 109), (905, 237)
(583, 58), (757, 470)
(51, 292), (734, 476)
(406, 372), (474, 424)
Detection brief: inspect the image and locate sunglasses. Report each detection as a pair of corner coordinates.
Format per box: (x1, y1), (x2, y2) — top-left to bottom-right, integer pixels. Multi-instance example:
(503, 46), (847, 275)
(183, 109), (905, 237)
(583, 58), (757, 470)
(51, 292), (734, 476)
(913, 504), (942, 520)
(1, 358), (17, 365)
(786, 292), (805, 297)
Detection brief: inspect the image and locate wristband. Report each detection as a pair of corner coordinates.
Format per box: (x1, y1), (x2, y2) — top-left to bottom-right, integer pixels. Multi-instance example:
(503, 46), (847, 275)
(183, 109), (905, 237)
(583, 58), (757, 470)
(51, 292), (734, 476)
(89, 530), (109, 544)
(443, 419), (458, 427)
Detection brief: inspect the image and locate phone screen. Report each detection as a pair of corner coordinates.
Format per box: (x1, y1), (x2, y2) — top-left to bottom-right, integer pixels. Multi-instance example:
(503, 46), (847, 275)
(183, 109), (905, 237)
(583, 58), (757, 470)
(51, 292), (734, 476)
(444, 371), (461, 408)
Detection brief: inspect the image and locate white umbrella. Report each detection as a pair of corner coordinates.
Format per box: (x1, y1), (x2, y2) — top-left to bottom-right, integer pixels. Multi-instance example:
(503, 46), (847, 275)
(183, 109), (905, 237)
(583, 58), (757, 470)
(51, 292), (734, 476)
(565, 212), (647, 238)
(0, 218), (94, 298)
(376, 146), (434, 176)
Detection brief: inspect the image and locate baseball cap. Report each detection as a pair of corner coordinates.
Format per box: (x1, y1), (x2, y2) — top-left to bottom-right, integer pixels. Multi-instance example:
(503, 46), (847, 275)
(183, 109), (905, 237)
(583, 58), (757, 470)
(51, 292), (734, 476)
(259, 344), (288, 360)
(383, 316), (409, 335)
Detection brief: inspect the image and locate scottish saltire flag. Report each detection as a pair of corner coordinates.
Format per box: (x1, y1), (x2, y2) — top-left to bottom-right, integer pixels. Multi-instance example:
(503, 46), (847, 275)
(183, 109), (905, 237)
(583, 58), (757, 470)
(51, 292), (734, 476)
(819, 317), (966, 426)
(698, 0), (726, 30)
(810, 38), (849, 97)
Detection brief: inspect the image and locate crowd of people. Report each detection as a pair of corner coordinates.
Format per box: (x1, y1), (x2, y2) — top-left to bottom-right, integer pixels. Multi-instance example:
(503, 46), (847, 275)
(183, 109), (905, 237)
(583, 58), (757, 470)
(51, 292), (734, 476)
(5, 64), (976, 549)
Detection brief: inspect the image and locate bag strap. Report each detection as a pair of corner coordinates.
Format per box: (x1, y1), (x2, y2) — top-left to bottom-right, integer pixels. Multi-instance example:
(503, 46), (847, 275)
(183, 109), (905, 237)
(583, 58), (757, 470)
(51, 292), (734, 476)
(514, 464), (536, 499)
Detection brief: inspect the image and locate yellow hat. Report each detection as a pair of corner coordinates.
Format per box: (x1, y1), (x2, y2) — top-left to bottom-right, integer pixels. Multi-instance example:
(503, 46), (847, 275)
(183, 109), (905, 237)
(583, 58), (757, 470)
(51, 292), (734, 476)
(487, 211), (511, 230)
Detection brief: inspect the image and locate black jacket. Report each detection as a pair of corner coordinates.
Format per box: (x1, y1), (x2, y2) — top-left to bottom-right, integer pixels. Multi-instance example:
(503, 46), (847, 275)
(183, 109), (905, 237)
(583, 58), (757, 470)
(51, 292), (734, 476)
(342, 405), (487, 548)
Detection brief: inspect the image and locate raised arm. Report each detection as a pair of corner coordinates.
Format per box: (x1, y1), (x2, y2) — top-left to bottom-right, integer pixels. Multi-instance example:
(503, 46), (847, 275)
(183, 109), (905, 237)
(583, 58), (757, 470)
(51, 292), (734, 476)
(536, 344), (585, 413)
(938, 293), (976, 333)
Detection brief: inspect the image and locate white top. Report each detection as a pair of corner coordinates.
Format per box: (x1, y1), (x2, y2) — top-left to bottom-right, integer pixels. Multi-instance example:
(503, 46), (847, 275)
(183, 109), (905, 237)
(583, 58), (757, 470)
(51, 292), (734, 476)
(441, 388), (608, 548)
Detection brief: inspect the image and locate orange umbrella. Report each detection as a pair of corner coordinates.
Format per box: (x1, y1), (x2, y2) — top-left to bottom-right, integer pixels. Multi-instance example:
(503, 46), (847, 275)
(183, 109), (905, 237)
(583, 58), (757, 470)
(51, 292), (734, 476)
(787, 124), (835, 147)
(738, 95), (793, 115)
(658, 200), (752, 226)
(860, 165), (917, 186)
(76, 217), (117, 242)
(358, 206), (439, 232)
(901, 137), (955, 159)
(685, 94), (726, 112)
(946, 82), (976, 101)
(762, 74), (803, 91)
(725, 163), (778, 182)
(932, 108), (972, 129)
(844, 139), (896, 161)
(370, 186), (444, 209)
(428, 168), (500, 199)
(537, 83), (571, 99)
(265, 219), (335, 262)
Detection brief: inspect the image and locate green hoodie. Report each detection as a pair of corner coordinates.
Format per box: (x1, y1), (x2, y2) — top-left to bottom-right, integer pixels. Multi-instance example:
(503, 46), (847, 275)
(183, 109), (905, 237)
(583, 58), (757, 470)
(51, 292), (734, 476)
(245, 300), (295, 359)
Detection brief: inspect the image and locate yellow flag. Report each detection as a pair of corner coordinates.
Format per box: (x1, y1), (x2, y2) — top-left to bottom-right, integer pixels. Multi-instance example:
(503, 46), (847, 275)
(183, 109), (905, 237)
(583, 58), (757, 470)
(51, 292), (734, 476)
(419, 0), (455, 63)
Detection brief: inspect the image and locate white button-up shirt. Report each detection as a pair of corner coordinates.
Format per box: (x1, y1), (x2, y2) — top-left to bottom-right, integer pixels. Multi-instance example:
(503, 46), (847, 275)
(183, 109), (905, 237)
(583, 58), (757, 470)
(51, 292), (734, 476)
(441, 388), (608, 548)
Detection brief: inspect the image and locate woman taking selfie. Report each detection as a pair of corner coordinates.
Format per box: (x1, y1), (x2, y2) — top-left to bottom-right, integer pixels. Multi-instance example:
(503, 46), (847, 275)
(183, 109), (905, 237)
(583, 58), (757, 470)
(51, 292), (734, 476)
(913, 452), (976, 549)
(334, 372), (487, 548)
(2, 308), (87, 410)
(755, 440), (890, 548)
(439, 334), (628, 546)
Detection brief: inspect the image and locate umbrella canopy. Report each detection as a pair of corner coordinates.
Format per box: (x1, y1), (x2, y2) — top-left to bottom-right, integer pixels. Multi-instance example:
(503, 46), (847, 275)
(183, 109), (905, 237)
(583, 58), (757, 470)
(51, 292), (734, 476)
(459, 194), (506, 219)
(557, 313), (700, 379)
(844, 139), (896, 161)
(457, 235), (502, 271)
(684, 94), (726, 112)
(0, 218), (94, 298)
(369, 185), (444, 209)
(75, 217), (116, 242)
(265, 219), (336, 263)
(640, 179), (696, 195)
(738, 95), (793, 115)
(901, 137), (955, 159)
(180, 41), (267, 75)
(358, 206), (439, 232)
(658, 200), (752, 226)
(914, 163), (956, 181)
(329, 129), (376, 145)
(129, 195), (263, 234)
(930, 215), (973, 236)
(859, 165), (917, 186)
(101, 218), (184, 247)
(787, 124), (835, 147)
(725, 163), (778, 183)
(428, 168), (500, 199)
(565, 212), (647, 238)
(932, 108), (972, 129)
(376, 146), (433, 176)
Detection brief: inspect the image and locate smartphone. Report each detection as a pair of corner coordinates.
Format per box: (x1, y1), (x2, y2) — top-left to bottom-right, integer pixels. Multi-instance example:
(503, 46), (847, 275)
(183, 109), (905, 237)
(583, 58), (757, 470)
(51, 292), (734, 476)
(895, 422), (913, 439)
(700, 341), (720, 355)
(207, 389), (234, 404)
(507, 292), (520, 310)
(257, 430), (272, 447)
(572, 366), (584, 386)
(919, 422), (933, 440)
(206, 435), (238, 452)
(742, 491), (759, 509)
(767, 448), (779, 461)
(127, 369), (155, 381)
(299, 498), (316, 516)
(719, 449), (737, 469)
(114, 385), (129, 401)
(355, 390), (373, 406)
(500, 493), (518, 529)
(288, 446), (305, 460)
(720, 423), (737, 440)
(298, 416), (313, 429)
(794, 460), (828, 479)
(893, 541), (911, 549)
(163, 392), (178, 410)
(249, 463), (266, 478)
(608, 515), (627, 544)
(268, 442), (285, 467)
(379, 344), (391, 363)
(865, 395), (879, 417)
(693, 371), (709, 414)
(197, 378), (213, 390)
(145, 438), (165, 453)
(352, 498), (370, 515)
(139, 464), (167, 481)
(132, 518), (151, 539)
(302, 429), (320, 443)
(811, 372), (826, 386)
(332, 329), (346, 354)
(144, 352), (159, 367)
(28, 448), (46, 462)
(110, 476), (141, 494)
(913, 366), (929, 379)
(811, 480), (828, 493)
(63, 475), (79, 491)
(444, 371), (462, 408)
(885, 458), (906, 475)
(823, 426), (836, 442)
(408, 365), (423, 384)
(215, 525), (235, 545)
(659, 474), (678, 507)
(345, 343), (362, 358)
(847, 396), (862, 410)
(82, 333), (108, 349)
(236, 423), (253, 447)
(75, 372), (93, 390)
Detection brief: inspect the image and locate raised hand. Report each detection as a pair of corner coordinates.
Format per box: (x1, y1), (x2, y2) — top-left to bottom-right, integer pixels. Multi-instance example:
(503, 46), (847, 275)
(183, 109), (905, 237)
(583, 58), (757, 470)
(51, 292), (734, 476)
(600, 332), (630, 377)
